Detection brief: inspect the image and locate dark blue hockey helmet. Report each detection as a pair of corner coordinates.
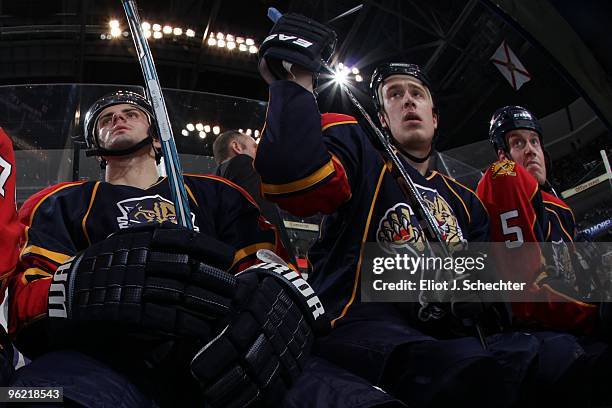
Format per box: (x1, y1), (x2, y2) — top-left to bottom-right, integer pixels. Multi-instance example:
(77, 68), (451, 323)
(489, 105), (542, 154)
(369, 62), (434, 113)
(83, 90), (157, 155)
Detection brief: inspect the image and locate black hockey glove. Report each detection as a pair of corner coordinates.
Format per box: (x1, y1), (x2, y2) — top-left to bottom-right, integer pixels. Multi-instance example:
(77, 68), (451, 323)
(258, 13), (336, 81)
(46, 223), (238, 348)
(191, 262), (330, 408)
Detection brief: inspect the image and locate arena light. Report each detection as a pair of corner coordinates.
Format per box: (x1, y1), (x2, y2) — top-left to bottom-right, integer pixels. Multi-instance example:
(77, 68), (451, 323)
(173, 27), (182, 36)
(227, 41), (236, 50)
(110, 27), (122, 38)
(236, 37), (244, 44)
(207, 37), (217, 46)
(181, 129), (189, 136)
(186, 123), (195, 131)
(195, 123), (204, 131)
(245, 129), (252, 136)
(199, 131), (206, 139)
(238, 44), (247, 52)
(248, 45), (258, 54)
(254, 130), (260, 138)
(163, 25), (172, 34)
(186, 29), (195, 37)
(144, 30), (152, 39)
(212, 126), (221, 135)
(141, 22), (151, 31)
(245, 38), (254, 46)
(204, 125), (211, 133)
(332, 62), (362, 85)
(109, 19), (120, 29)
(153, 31), (162, 39)
(216, 32), (224, 40)
(218, 39), (226, 48)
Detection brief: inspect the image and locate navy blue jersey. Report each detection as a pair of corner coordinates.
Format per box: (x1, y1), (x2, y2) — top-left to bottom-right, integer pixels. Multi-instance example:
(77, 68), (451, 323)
(255, 80), (490, 325)
(11, 174), (280, 336)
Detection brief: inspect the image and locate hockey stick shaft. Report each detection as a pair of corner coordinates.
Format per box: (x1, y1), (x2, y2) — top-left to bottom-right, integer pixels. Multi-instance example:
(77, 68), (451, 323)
(122, 0), (193, 230)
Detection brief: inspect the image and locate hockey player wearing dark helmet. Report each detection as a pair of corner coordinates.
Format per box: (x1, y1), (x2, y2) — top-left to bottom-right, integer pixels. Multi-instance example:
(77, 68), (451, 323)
(488, 105), (547, 185)
(369, 62), (439, 168)
(83, 90), (162, 171)
(8, 89), (328, 407)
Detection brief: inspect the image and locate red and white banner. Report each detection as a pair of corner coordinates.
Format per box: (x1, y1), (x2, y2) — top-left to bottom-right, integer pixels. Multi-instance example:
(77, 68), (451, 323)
(491, 41), (532, 90)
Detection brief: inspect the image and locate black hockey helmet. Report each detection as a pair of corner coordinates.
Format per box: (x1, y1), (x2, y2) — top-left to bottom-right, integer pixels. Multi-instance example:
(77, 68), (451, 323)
(489, 105), (542, 154)
(369, 62), (434, 113)
(83, 90), (158, 158)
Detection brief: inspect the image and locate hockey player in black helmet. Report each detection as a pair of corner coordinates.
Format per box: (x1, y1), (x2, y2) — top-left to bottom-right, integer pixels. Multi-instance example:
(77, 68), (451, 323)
(488, 105), (548, 186)
(369, 62), (439, 165)
(83, 90), (162, 170)
(9, 89), (327, 407)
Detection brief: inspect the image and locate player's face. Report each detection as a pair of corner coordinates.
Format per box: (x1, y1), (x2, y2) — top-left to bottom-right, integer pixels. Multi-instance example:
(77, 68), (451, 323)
(379, 75), (437, 152)
(96, 104), (151, 151)
(503, 129), (546, 184)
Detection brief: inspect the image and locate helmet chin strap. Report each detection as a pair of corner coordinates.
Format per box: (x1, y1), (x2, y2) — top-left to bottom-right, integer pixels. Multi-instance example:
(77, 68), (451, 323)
(85, 135), (154, 157)
(395, 142), (433, 163)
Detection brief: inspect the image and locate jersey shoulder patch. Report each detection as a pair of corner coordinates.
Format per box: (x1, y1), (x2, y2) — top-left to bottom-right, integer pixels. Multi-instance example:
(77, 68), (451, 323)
(490, 159), (517, 179)
(321, 113), (358, 131)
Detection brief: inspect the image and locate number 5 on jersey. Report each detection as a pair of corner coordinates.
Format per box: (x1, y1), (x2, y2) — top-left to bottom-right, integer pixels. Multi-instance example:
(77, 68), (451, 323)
(500, 210), (524, 248)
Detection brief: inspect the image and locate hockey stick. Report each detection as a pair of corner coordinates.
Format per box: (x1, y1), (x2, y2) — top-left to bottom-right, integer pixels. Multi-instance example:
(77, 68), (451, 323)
(268, 8), (487, 348)
(122, 0), (193, 230)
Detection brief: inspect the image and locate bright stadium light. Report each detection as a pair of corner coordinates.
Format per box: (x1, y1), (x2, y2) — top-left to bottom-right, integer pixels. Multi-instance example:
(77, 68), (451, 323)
(181, 129), (189, 136)
(186, 29), (195, 37)
(218, 39), (226, 48)
(212, 126), (220, 135)
(163, 25), (172, 34)
(207, 37), (217, 46)
(333, 66), (349, 85)
(173, 27), (182, 36)
(144, 30), (152, 39)
(351, 67), (359, 75)
(245, 38), (254, 46)
(110, 27), (122, 38)
(153, 31), (162, 39)
(254, 129), (260, 137)
(204, 125), (211, 133)
(109, 19), (120, 29)
(248, 45), (257, 53)
(355, 74), (363, 82)
(152, 24), (161, 32)
(186, 123), (195, 131)
(236, 37), (244, 44)
(142, 22), (151, 31)
(226, 34), (234, 42)
(195, 123), (203, 131)
(238, 44), (247, 52)
(227, 41), (236, 50)
(245, 129), (252, 136)
(199, 131), (206, 139)
(216, 32), (224, 40)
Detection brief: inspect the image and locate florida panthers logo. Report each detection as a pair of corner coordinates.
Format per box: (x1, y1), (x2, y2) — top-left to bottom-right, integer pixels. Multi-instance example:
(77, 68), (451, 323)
(491, 159), (516, 179)
(377, 186), (465, 254)
(116, 195), (199, 231)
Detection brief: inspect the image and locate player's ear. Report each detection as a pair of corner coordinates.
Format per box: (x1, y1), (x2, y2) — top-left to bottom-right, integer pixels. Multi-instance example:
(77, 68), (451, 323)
(432, 109), (438, 131)
(497, 149), (507, 162)
(230, 140), (241, 155)
(378, 112), (388, 129)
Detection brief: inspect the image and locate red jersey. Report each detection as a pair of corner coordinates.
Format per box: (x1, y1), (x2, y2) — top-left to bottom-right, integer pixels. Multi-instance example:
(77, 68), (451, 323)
(0, 128), (19, 297)
(477, 159), (597, 333)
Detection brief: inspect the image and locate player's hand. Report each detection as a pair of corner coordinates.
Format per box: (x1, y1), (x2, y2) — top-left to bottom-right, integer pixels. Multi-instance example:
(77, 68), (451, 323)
(258, 13), (336, 84)
(191, 262), (330, 408)
(46, 222), (238, 346)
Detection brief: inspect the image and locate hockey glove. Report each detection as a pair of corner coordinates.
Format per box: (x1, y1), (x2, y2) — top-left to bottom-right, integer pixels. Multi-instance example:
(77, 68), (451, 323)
(47, 223), (238, 347)
(258, 13), (336, 82)
(191, 262), (330, 408)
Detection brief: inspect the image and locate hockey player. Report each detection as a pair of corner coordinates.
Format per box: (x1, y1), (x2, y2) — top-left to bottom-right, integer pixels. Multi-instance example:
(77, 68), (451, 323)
(7, 90), (326, 407)
(255, 13), (595, 408)
(477, 106), (612, 405)
(477, 106), (598, 332)
(0, 127), (17, 384)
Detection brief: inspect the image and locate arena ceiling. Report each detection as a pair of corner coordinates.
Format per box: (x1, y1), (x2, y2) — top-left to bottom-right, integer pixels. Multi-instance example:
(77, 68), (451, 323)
(0, 0), (610, 152)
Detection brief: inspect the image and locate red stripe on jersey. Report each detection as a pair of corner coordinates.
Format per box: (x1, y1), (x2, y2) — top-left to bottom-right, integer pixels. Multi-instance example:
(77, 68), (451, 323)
(321, 113), (358, 130)
(266, 157), (351, 217)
